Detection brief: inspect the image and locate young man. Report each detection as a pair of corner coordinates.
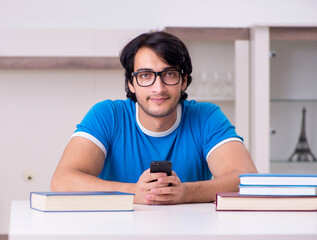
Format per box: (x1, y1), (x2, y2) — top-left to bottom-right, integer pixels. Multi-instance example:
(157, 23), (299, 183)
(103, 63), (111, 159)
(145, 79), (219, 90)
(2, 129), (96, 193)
(51, 31), (257, 204)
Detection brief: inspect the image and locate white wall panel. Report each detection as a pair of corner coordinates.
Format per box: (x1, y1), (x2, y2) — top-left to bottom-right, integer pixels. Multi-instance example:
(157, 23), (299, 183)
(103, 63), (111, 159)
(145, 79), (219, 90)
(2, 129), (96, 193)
(0, 0), (316, 29)
(0, 70), (126, 233)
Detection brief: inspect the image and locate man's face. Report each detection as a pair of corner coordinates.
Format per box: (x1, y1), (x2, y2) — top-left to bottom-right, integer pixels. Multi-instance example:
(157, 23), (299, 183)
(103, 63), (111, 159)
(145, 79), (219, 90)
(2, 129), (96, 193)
(129, 47), (187, 119)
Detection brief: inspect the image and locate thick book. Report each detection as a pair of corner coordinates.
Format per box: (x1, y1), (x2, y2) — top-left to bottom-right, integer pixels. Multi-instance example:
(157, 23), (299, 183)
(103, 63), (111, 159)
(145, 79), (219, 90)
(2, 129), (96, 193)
(239, 184), (317, 196)
(216, 192), (317, 211)
(30, 191), (134, 212)
(240, 173), (317, 186)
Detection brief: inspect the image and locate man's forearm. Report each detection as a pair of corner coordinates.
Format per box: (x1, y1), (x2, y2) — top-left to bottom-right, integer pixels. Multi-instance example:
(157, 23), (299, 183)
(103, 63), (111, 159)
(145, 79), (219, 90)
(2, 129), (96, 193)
(51, 169), (135, 194)
(183, 170), (243, 203)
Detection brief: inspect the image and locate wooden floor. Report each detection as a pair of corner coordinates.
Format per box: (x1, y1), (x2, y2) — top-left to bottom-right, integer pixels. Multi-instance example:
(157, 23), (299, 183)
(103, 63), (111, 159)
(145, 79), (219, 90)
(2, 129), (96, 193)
(0, 235), (8, 240)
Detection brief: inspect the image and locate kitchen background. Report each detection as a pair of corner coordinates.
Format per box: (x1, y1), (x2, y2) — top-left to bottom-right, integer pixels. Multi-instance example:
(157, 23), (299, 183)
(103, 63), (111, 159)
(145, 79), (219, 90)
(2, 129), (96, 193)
(1, 0), (317, 235)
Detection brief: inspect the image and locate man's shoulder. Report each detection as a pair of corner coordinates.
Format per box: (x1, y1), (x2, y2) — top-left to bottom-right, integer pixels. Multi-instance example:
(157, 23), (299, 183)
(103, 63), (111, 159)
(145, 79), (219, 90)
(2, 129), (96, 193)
(93, 99), (134, 112)
(181, 100), (225, 126)
(182, 100), (220, 114)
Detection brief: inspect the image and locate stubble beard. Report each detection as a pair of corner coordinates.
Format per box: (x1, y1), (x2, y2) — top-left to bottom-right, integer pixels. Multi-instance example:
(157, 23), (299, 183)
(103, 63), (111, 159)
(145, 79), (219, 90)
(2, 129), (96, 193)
(136, 94), (180, 118)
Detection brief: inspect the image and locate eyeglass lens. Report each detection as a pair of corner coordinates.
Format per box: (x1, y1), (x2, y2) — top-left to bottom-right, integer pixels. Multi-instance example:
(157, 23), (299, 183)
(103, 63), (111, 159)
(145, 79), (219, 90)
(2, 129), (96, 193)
(136, 70), (180, 86)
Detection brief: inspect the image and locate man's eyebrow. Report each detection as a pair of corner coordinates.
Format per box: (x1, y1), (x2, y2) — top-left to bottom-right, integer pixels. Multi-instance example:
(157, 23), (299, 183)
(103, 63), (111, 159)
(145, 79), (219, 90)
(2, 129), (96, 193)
(136, 67), (178, 72)
(136, 68), (153, 72)
(164, 67), (179, 70)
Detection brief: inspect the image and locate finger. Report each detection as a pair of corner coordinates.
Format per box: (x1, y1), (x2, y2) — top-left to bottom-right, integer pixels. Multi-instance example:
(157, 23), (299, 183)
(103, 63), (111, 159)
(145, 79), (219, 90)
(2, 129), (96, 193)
(147, 172), (167, 183)
(139, 168), (150, 178)
(151, 186), (176, 195)
(147, 181), (169, 190)
(145, 193), (174, 203)
(150, 181), (170, 188)
(158, 175), (180, 186)
(147, 200), (173, 205)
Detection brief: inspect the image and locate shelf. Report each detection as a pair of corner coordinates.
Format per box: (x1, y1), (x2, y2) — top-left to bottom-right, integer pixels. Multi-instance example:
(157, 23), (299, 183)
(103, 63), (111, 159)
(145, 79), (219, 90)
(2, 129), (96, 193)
(188, 96), (234, 102)
(270, 27), (317, 41)
(270, 161), (317, 174)
(165, 27), (249, 41)
(0, 57), (122, 70)
(271, 160), (317, 163)
(271, 98), (317, 102)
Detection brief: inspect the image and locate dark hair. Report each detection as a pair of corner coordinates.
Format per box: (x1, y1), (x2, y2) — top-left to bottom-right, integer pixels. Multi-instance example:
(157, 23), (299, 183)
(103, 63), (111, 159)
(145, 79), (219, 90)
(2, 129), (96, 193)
(120, 31), (192, 102)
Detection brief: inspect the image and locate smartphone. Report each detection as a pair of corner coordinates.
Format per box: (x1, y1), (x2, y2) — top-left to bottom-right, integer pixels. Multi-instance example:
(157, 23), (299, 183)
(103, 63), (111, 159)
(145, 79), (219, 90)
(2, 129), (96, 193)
(150, 161), (172, 176)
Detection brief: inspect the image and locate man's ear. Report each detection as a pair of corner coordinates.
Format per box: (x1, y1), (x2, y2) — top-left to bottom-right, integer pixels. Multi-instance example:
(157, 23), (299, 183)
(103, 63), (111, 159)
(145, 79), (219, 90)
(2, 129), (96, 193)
(128, 80), (136, 93)
(181, 74), (188, 91)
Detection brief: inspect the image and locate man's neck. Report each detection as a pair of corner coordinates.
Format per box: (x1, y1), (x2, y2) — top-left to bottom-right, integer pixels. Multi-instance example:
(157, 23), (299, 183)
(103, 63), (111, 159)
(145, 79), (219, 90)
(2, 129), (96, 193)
(136, 104), (179, 133)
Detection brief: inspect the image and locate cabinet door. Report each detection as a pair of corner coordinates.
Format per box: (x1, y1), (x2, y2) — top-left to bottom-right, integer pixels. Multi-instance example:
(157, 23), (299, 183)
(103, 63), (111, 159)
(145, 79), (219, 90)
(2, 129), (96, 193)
(270, 37), (317, 174)
(251, 26), (317, 174)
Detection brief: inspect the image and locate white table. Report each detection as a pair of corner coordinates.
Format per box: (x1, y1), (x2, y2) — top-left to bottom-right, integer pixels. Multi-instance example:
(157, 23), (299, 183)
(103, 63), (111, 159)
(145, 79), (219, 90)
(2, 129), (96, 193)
(9, 200), (317, 240)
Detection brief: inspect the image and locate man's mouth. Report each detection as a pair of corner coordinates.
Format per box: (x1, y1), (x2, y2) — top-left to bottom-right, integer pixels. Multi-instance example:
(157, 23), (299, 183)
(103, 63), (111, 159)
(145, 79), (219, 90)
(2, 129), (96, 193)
(148, 96), (169, 104)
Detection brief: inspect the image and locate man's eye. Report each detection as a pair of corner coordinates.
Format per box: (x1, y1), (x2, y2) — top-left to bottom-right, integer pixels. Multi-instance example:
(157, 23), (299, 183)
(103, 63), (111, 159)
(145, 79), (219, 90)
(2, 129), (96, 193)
(165, 71), (177, 77)
(141, 74), (149, 78)
(139, 73), (152, 79)
(166, 72), (175, 76)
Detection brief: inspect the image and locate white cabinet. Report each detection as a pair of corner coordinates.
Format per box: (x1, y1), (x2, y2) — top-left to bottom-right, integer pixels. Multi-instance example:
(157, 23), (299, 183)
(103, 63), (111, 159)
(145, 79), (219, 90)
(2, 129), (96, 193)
(181, 26), (317, 173)
(251, 26), (317, 173)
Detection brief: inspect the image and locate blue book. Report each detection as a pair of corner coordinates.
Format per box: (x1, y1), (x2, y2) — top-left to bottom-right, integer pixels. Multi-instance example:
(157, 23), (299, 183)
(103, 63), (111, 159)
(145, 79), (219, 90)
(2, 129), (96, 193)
(239, 173), (317, 186)
(30, 191), (134, 212)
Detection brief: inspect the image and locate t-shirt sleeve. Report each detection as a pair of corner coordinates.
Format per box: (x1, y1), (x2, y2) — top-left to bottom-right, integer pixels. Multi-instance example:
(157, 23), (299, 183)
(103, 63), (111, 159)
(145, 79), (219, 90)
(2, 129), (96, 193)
(200, 103), (243, 160)
(71, 100), (117, 156)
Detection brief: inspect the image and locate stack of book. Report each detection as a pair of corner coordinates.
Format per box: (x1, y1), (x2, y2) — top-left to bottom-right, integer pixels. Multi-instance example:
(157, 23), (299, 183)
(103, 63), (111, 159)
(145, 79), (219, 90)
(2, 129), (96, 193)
(216, 173), (317, 211)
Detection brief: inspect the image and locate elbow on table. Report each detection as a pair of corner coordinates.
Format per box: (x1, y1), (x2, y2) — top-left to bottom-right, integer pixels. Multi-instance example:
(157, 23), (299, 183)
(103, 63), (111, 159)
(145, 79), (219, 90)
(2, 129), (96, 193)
(50, 172), (69, 192)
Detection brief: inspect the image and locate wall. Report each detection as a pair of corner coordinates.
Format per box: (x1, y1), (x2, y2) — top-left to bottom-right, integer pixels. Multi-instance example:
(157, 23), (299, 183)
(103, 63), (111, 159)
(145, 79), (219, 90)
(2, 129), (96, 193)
(1, 0), (317, 29)
(1, 0), (317, 234)
(0, 29), (143, 234)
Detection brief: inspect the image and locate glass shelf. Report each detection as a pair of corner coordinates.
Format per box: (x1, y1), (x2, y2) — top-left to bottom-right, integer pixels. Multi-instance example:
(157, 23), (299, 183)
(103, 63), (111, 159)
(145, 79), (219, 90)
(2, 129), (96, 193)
(270, 100), (317, 174)
(188, 96), (234, 102)
(270, 160), (317, 174)
(271, 99), (317, 102)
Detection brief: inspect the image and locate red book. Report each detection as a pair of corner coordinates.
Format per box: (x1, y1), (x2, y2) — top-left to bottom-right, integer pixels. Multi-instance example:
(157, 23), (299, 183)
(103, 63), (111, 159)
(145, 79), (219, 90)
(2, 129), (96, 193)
(216, 192), (317, 211)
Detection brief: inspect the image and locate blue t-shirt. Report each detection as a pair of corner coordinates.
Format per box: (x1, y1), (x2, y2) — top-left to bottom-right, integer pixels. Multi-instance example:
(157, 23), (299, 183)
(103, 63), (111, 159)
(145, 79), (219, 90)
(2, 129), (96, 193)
(72, 99), (242, 183)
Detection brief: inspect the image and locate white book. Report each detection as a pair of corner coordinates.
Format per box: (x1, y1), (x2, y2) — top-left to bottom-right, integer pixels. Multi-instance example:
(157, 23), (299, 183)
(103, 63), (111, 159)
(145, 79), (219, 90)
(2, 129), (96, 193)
(239, 185), (317, 196)
(240, 173), (317, 186)
(30, 191), (134, 212)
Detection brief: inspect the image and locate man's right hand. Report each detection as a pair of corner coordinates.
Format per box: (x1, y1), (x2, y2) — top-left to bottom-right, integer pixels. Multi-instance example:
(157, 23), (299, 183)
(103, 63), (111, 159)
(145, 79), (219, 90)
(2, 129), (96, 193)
(133, 169), (169, 204)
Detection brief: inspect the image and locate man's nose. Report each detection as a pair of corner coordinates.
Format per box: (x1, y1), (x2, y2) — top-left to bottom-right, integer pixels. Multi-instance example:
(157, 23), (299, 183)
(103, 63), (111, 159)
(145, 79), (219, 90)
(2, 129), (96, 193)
(151, 75), (166, 92)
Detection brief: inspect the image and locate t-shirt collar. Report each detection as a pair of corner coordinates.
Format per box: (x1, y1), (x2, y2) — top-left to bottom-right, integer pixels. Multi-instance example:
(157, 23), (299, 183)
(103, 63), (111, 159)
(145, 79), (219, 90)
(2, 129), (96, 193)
(135, 102), (182, 137)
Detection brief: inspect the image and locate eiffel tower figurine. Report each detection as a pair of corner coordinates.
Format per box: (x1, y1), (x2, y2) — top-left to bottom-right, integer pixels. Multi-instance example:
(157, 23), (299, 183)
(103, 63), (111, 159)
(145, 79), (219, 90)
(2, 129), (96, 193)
(288, 107), (317, 162)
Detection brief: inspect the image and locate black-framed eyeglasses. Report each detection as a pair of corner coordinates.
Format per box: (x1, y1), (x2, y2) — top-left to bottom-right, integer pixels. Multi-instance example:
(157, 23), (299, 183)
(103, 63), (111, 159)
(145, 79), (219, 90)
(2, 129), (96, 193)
(131, 69), (183, 87)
